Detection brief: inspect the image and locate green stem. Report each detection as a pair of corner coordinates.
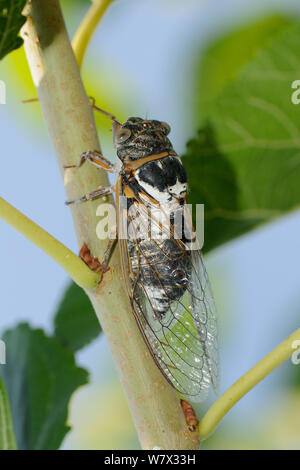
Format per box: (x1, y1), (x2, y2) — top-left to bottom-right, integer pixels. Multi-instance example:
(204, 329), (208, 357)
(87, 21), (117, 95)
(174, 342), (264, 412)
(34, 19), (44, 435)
(198, 328), (300, 440)
(0, 197), (99, 290)
(72, 0), (115, 68)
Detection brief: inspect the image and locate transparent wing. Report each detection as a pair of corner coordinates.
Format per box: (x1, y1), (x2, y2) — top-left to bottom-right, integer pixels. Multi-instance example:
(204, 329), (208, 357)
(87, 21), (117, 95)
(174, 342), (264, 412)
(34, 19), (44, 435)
(119, 192), (220, 403)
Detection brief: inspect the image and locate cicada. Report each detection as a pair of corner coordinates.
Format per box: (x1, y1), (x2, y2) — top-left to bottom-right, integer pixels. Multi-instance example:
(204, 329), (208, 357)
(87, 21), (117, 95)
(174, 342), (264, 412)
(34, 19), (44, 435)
(65, 106), (219, 403)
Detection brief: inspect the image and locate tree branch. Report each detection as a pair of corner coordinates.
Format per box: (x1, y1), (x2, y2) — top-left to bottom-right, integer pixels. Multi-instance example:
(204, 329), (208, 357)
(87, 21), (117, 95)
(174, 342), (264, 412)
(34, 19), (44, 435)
(198, 328), (300, 440)
(20, 0), (199, 450)
(0, 197), (99, 290)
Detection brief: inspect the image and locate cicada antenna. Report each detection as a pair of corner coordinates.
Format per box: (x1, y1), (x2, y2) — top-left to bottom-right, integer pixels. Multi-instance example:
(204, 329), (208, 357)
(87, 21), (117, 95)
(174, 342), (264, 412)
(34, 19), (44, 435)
(22, 97), (39, 104)
(22, 95), (119, 123)
(88, 96), (119, 123)
(22, 95), (120, 127)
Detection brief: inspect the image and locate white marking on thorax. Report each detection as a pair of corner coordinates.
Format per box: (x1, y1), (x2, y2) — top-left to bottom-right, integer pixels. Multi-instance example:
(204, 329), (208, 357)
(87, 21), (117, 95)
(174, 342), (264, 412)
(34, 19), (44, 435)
(132, 162), (187, 242)
(168, 179), (187, 197)
(135, 172), (187, 205)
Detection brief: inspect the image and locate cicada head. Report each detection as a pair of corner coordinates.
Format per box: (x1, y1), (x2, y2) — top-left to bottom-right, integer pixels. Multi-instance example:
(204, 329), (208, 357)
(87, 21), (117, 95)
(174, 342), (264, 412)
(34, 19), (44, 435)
(113, 117), (173, 161)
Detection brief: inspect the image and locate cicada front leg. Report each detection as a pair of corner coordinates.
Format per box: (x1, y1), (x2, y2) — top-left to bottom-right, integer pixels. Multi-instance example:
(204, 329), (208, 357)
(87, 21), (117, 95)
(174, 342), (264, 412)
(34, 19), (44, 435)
(65, 185), (114, 205)
(64, 148), (117, 204)
(65, 147), (118, 282)
(64, 150), (118, 173)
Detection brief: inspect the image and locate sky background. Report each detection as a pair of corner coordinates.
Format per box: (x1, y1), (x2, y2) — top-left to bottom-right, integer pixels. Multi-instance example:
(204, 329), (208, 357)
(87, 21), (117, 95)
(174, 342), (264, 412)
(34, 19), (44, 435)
(1, 0), (300, 449)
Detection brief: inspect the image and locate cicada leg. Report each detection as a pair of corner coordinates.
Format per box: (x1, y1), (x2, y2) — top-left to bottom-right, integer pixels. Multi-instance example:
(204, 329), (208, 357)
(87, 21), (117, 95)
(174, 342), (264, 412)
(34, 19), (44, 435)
(80, 225), (117, 284)
(23, 96), (119, 126)
(89, 96), (118, 122)
(97, 233), (117, 283)
(65, 185), (114, 205)
(22, 97), (39, 104)
(180, 400), (199, 433)
(88, 98), (123, 139)
(64, 150), (118, 173)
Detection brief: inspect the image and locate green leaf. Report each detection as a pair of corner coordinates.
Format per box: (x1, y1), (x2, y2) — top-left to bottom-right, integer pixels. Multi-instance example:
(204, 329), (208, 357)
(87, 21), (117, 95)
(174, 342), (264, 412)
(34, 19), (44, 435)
(183, 123), (242, 253)
(0, 375), (17, 450)
(0, 0), (26, 61)
(195, 15), (293, 122)
(0, 323), (88, 450)
(184, 18), (300, 252)
(54, 281), (101, 352)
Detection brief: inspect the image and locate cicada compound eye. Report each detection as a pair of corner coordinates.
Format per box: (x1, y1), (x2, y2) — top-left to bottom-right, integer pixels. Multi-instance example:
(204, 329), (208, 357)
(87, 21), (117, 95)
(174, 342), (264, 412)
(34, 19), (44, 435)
(115, 127), (132, 144)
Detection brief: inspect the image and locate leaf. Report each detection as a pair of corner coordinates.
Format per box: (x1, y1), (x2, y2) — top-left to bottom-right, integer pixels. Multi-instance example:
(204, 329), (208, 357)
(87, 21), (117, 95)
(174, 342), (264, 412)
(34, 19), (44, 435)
(54, 281), (101, 352)
(195, 15), (293, 121)
(0, 0), (26, 61)
(0, 375), (17, 450)
(183, 123), (242, 253)
(184, 18), (300, 252)
(0, 323), (88, 450)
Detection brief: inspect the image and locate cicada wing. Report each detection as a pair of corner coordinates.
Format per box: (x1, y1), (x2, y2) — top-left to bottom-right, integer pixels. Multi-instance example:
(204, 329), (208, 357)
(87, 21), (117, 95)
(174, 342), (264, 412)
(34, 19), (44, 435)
(118, 194), (220, 403)
(189, 249), (220, 393)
